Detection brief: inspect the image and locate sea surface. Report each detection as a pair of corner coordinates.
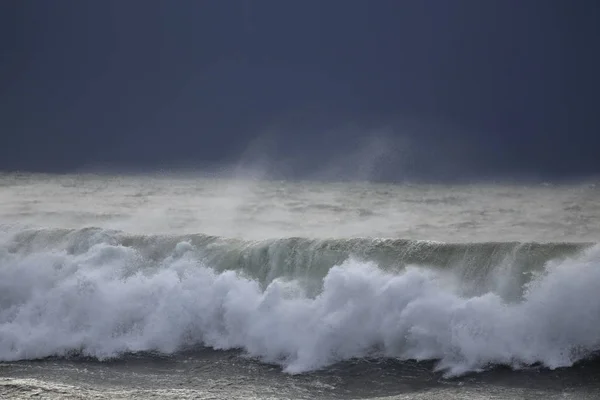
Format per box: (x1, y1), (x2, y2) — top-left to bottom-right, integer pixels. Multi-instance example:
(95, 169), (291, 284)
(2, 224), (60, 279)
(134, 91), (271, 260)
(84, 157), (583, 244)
(1, 172), (600, 399)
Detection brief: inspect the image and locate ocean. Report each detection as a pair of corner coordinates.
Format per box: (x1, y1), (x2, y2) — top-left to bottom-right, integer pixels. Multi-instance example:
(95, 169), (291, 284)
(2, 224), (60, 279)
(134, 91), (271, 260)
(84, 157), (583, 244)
(1, 172), (599, 399)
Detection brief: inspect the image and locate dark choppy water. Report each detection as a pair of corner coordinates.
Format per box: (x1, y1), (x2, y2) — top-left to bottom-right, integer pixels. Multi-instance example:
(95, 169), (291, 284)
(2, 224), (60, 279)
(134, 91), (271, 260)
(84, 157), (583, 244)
(3, 351), (600, 399)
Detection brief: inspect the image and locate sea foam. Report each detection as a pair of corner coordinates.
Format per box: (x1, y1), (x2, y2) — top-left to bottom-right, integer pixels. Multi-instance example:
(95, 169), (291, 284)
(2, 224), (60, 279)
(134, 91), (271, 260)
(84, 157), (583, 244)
(1, 229), (599, 376)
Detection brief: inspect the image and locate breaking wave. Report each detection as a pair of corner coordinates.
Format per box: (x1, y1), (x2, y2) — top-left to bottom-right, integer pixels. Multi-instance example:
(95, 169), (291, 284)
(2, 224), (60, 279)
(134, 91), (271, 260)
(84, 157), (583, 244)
(1, 227), (599, 376)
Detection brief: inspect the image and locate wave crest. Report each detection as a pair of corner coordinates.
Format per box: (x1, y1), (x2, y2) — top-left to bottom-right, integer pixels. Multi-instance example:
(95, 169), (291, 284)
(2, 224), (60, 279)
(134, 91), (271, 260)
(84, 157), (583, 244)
(1, 227), (599, 376)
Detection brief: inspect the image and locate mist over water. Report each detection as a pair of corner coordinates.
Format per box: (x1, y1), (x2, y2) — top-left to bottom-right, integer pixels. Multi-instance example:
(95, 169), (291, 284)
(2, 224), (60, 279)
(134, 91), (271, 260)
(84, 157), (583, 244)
(1, 172), (599, 241)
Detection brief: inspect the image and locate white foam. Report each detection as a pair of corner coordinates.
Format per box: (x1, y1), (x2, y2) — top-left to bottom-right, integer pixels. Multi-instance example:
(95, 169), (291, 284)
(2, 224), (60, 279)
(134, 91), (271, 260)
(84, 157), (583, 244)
(1, 237), (599, 376)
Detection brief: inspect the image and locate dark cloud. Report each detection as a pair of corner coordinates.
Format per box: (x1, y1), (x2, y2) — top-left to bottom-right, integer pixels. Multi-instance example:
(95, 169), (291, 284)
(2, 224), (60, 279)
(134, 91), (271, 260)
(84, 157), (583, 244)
(1, 0), (599, 181)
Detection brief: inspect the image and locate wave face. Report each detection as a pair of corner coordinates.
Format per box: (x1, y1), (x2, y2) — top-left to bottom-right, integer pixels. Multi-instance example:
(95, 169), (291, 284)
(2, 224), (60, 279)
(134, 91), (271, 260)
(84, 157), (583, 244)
(1, 227), (599, 376)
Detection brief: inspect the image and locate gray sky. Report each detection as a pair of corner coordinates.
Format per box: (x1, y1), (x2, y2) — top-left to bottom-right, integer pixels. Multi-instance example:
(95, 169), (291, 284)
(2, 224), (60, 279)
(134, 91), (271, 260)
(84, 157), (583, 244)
(1, 0), (599, 181)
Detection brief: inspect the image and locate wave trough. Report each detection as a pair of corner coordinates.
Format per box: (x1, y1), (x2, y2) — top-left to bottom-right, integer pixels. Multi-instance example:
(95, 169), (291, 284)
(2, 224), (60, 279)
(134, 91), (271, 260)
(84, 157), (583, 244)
(1, 227), (599, 376)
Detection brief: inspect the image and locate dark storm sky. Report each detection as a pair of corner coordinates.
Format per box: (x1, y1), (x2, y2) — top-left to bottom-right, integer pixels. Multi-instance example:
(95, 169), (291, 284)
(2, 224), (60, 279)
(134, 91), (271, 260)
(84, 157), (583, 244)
(1, 0), (599, 181)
